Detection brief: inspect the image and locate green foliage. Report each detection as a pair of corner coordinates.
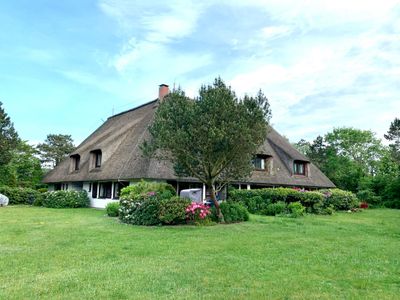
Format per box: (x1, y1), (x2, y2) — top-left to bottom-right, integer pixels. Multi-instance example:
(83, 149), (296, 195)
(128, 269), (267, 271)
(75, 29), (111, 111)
(159, 196), (191, 225)
(264, 201), (287, 216)
(0, 186), (43, 205)
(302, 128), (385, 193)
(143, 77), (271, 217)
(119, 182), (191, 226)
(287, 202), (305, 218)
(382, 177), (400, 209)
(106, 202), (120, 217)
(120, 180), (175, 200)
(42, 191), (89, 208)
(218, 202), (249, 223)
(36, 134), (75, 168)
(0, 102), (19, 168)
(320, 189), (359, 210)
(357, 190), (382, 207)
(37, 188), (48, 193)
(0, 142), (43, 189)
(229, 188), (324, 214)
(384, 117), (400, 163)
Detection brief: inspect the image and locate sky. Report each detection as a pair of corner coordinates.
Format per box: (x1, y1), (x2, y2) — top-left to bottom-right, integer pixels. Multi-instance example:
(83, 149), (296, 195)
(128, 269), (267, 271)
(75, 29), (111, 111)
(1, 0), (399, 146)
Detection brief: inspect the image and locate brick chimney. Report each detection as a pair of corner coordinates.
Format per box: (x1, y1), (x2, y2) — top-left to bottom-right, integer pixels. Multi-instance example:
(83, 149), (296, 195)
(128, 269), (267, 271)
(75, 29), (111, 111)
(158, 84), (169, 101)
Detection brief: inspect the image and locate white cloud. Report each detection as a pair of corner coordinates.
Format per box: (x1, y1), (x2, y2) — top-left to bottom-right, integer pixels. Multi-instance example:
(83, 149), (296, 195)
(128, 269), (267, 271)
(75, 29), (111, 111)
(97, 0), (400, 141)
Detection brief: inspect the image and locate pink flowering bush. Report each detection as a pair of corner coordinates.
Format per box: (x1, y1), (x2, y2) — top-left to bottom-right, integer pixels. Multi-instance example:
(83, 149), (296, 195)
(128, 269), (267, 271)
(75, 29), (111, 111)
(186, 202), (211, 224)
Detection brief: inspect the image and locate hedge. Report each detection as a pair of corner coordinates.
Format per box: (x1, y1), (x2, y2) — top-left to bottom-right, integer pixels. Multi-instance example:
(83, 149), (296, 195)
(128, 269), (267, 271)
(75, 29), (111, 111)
(319, 189), (359, 210)
(0, 186), (43, 205)
(119, 181), (193, 225)
(229, 187), (324, 214)
(229, 187), (358, 214)
(42, 190), (90, 208)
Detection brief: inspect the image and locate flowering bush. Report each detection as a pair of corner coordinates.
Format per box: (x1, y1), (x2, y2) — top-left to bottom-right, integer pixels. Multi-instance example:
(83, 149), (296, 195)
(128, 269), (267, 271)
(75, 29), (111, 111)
(119, 188), (191, 226)
(42, 190), (89, 208)
(186, 202), (211, 224)
(320, 189), (359, 210)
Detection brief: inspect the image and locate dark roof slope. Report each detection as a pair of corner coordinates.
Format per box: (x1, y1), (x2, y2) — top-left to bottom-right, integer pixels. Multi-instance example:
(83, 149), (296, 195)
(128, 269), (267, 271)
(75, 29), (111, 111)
(43, 100), (335, 188)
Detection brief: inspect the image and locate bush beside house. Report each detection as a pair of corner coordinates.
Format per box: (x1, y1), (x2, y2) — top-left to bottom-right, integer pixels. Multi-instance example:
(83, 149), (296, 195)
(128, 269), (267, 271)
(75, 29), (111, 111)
(0, 186), (43, 205)
(119, 181), (192, 226)
(229, 187), (359, 216)
(42, 190), (90, 208)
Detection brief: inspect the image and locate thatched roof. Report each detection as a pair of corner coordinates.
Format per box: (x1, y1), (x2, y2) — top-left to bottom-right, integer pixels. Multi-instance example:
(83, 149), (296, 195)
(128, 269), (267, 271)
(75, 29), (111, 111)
(43, 99), (335, 188)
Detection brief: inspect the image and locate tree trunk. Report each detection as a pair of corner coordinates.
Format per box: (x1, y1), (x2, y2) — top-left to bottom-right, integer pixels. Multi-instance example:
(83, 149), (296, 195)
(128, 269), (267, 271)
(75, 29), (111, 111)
(209, 183), (224, 223)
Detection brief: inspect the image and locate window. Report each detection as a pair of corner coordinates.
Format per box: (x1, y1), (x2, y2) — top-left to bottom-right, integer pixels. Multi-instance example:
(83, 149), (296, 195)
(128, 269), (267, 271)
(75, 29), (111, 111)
(70, 154), (80, 171)
(55, 183), (61, 191)
(90, 149), (102, 168)
(252, 155), (271, 171)
(294, 161), (307, 175)
(99, 182), (112, 199)
(92, 182), (98, 198)
(113, 181), (129, 199)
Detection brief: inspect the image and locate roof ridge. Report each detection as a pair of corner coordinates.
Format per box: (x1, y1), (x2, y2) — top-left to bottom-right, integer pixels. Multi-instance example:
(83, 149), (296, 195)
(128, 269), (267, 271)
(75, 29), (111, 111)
(108, 99), (158, 120)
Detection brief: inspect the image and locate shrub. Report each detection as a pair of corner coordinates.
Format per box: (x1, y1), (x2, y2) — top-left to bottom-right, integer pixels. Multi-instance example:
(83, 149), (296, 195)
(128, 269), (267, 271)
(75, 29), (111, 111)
(357, 189), (382, 207)
(37, 188), (48, 193)
(382, 178), (400, 209)
(120, 180), (175, 201)
(287, 202), (305, 218)
(229, 188), (324, 214)
(320, 189), (359, 210)
(263, 201), (287, 216)
(247, 196), (268, 214)
(0, 186), (43, 205)
(159, 197), (191, 225)
(119, 188), (189, 226)
(119, 192), (161, 226)
(42, 190), (90, 208)
(106, 202), (120, 217)
(219, 202), (249, 223)
(311, 201), (335, 215)
(186, 202), (212, 225)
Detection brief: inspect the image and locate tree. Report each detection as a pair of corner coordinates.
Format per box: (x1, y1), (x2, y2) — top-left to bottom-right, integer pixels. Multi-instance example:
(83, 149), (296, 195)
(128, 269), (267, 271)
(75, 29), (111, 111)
(0, 101), (19, 167)
(0, 140), (43, 188)
(384, 117), (400, 163)
(10, 141), (43, 188)
(325, 128), (384, 175)
(142, 78), (271, 221)
(303, 129), (384, 192)
(293, 139), (310, 156)
(37, 134), (75, 168)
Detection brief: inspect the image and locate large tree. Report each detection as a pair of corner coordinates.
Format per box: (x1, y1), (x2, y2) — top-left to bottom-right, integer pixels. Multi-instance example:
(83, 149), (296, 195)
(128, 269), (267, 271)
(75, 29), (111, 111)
(384, 117), (400, 163)
(297, 128), (385, 192)
(143, 78), (271, 221)
(0, 140), (43, 188)
(325, 128), (384, 175)
(37, 134), (75, 168)
(0, 101), (19, 167)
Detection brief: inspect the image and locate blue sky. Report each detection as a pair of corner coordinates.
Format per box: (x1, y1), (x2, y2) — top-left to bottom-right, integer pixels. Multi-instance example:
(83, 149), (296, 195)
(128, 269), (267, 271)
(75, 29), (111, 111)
(1, 0), (399, 146)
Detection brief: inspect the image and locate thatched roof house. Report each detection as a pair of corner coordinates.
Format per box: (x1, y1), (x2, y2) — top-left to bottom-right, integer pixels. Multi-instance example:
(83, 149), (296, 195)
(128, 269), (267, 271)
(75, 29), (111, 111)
(43, 84), (334, 208)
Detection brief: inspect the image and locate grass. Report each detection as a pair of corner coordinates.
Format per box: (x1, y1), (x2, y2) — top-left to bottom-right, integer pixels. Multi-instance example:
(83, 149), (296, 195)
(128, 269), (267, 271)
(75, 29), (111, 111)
(0, 207), (399, 299)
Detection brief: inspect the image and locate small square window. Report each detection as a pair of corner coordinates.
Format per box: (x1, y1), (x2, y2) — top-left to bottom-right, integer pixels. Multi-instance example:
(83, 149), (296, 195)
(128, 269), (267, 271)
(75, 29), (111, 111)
(252, 155), (271, 171)
(294, 161), (307, 175)
(90, 149), (102, 169)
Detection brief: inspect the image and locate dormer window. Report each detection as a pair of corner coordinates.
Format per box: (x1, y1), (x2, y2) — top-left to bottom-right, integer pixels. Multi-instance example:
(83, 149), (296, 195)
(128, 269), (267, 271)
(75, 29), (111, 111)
(253, 154), (272, 171)
(293, 160), (307, 175)
(70, 154), (80, 171)
(90, 149), (102, 168)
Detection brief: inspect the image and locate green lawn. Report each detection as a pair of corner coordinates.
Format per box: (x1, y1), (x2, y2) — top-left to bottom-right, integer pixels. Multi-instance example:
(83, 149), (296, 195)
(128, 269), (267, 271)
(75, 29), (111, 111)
(0, 207), (399, 299)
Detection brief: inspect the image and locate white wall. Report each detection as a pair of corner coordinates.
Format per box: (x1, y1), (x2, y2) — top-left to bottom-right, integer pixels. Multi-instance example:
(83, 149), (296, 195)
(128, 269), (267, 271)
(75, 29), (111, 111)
(83, 181), (121, 209)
